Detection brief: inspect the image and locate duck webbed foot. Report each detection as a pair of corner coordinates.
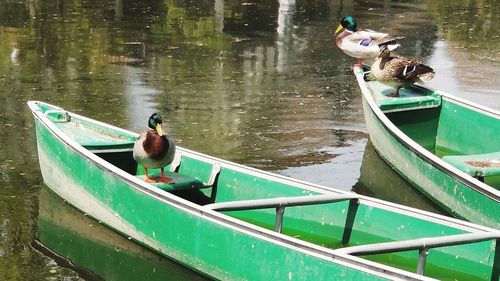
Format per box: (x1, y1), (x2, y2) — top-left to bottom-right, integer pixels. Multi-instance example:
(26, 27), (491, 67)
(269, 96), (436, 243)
(160, 168), (175, 184)
(142, 168), (158, 183)
(145, 176), (159, 183)
(387, 86), (402, 97)
(142, 167), (155, 183)
(159, 177), (175, 184)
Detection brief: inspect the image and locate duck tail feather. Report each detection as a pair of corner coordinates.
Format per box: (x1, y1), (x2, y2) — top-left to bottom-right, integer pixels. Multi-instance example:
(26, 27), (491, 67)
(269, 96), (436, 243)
(418, 70), (435, 82)
(377, 36), (404, 46)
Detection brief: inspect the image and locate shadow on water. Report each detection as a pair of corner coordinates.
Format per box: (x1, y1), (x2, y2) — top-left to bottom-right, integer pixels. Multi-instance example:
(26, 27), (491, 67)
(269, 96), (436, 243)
(353, 140), (447, 216)
(33, 186), (212, 281)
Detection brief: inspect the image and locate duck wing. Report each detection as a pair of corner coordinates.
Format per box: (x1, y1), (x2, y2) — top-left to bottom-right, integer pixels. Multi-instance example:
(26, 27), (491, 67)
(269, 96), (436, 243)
(353, 29), (403, 47)
(387, 57), (435, 83)
(337, 30), (383, 59)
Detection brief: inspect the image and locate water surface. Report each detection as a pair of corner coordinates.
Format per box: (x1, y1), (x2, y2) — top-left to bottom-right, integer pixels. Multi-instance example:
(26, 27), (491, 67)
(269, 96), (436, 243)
(0, 0), (498, 279)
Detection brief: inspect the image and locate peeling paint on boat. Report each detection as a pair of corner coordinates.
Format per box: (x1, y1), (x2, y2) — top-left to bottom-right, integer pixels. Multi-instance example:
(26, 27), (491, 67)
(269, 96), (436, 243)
(37, 146), (174, 256)
(354, 66), (500, 229)
(29, 101), (500, 281)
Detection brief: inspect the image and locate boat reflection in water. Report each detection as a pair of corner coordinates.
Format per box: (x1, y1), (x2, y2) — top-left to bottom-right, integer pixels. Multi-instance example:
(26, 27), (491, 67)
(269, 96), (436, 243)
(353, 140), (447, 216)
(35, 186), (211, 281)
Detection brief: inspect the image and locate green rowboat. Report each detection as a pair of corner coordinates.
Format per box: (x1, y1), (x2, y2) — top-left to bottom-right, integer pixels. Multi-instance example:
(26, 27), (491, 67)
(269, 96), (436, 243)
(34, 186), (209, 281)
(29, 101), (499, 280)
(354, 66), (500, 230)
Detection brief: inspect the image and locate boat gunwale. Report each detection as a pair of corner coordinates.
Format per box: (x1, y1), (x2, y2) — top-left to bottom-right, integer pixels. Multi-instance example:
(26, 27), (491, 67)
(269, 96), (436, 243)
(436, 90), (500, 119)
(27, 100), (497, 280)
(353, 66), (500, 203)
(27, 101), (493, 231)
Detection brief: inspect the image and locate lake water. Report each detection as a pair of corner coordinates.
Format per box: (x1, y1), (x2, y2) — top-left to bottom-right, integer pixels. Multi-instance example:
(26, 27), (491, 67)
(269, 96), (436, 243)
(0, 0), (499, 280)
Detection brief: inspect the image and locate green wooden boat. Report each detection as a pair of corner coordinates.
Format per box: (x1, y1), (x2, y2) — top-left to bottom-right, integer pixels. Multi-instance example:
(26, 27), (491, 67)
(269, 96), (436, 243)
(354, 66), (500, 230)
(35, 186), (209, 281)
(29, 101), (500, 280)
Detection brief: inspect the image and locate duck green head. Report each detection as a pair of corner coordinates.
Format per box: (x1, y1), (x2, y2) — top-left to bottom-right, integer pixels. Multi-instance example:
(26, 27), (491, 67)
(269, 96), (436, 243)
(148, 113), (164, 136)
(335, 16), (357, 34)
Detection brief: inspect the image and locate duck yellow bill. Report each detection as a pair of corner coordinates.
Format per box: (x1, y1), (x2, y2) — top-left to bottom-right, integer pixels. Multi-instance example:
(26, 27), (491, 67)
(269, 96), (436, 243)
(335, 24), (343, 35)
(156, 123), (164, 136)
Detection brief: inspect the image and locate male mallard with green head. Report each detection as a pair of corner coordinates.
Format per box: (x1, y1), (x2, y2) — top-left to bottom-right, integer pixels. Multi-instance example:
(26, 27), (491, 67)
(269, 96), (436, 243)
(133, 113), (176, 184)
(371, 46), (435, 96)
(335, 16), (402, 67)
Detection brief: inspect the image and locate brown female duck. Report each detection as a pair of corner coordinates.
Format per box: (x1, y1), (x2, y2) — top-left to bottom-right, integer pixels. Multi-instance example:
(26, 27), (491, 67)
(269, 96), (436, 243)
(371, 46), (435, 96)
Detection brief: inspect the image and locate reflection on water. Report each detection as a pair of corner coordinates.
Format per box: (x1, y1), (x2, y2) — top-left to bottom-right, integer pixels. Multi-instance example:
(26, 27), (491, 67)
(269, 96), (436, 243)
(0, 0), (499, 279)
(353, 141), (447, 215)
(427, 0), (500, 62)
(425, 0), (500, 109)
(35, 186), (211, 281)
(426, 40), (500, 108)
(280, 134), (367, 190)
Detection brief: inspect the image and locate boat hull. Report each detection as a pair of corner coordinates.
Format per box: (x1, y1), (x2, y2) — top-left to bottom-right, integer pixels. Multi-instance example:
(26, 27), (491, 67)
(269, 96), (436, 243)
(30, 101), (499, 280)
(356, 67), (500, 229)
(36, 186), (210, 281)
(32, 107), (394, 280)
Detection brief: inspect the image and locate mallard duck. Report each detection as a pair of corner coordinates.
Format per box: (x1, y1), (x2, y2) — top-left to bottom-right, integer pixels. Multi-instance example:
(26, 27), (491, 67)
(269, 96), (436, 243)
(133, 113), (176, 184)
(335, 16), (402, 67)
(371, 46), (435, 96)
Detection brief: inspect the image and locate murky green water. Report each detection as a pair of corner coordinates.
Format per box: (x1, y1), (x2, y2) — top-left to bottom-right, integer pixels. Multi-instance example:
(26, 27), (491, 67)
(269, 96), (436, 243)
(1, 0), (498, 280)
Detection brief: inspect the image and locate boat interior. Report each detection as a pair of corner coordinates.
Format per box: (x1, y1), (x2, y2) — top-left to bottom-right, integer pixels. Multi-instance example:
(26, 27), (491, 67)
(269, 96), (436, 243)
(363, 70), (500, 189)
(38, 104), (500, 281)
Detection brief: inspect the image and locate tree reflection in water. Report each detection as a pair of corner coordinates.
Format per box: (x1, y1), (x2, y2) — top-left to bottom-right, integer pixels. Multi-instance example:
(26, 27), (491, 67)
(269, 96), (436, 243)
(0, 0), (498, 279)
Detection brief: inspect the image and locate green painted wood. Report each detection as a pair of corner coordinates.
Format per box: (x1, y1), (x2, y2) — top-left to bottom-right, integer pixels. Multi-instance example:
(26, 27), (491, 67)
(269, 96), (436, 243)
(355, 66), (500, 230)
(436, 100), (500, 156)
(386, 107), (441, 151)
(29, 100), (500, 281)
(135, 171), (205, 191)
(442, 152), (500, 177)
(36, 186), (210, 281)
(366, 79), (441, 112)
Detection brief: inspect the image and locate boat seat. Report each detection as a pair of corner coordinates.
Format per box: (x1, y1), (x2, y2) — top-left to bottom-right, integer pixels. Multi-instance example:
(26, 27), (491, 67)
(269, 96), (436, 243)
(442, 151), (500, 179)
(368, 81), (441, 113)
(135, 170), (206, 191)
(55, 121), (136, 151)
(136, 155), (221, 191)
